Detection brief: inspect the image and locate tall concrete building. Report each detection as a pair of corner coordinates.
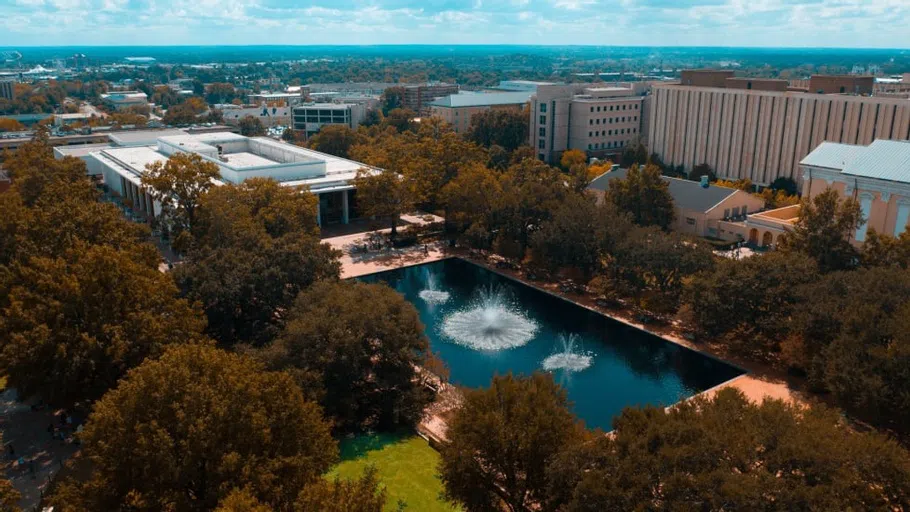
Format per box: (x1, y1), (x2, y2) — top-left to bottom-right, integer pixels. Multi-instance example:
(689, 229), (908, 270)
(647, 72), (910, 186)
(428, 91), (532, 134)
(402, 83), (459, 114)
(1, 80), (16, 101)
(529, 82), (650, 164)
(292, 103), (366, 137)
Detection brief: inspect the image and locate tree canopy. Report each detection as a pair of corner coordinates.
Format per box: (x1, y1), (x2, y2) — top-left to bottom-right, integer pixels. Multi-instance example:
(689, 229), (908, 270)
(175, 178), (339, 346)
(307, 125), (359, 158)
(0, 244), (208, 406)
(142, 152), (221, 246)
(238, 115), (266, 137)
(439, 373), (585, 512)
(465, 107), (530, 152)
(605, 164), (676, 230)
(780, 188), (864, 272)
(52, 344), (336, 511)
(551, 388), (910, 511)
(255, 280), (430, 433)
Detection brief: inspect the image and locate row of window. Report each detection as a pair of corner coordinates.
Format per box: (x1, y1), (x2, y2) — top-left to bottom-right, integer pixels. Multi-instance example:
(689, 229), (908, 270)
(588, 128), (636, 138)
(589, 104), (638, 113)
(588, 140), (630, 150)
(589, 116), (637, 125)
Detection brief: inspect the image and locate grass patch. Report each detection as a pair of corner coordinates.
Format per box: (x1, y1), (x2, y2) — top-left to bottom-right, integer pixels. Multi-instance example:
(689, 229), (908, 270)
(328, 433), (457, 512)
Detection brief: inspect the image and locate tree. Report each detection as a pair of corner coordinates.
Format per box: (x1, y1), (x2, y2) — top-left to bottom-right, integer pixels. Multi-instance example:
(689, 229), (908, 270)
(770, 176), (798, 195)
(688, 162), (716, 182)
(605, 163), (675, 230)
(307, 125), (358, 158)
(256, 281), (430, 432)
(51, 345), (336, 511)
(779, 188), (864, 272)
(440, 373), (585, 512)
(861, 230), (910, 269)
(0, 435), (20, 512)
(380, 86), (405, 114)
(610, 227), (714, 315)
(0, 244), (207, 406)
(142, 152), (221, 245)
(465, 107), (530, 152)
(281, 127), (298, 143)
(176, 179), (339, 346)
(441, 163), (503, 248)
(558, 149), (587, 171)
(361, 108), (382, 127)
(381, 108), (416, 133)
(0, 117), (25, 132)
(682, 251), (817, 356)
(205, 82), (237, 105)
(531, 195), (631, 280)
(551, 388), (910, 511)
(217, 469), (385, 512)
(352, 169), (414, 237)
(786, 267), (910, 433)
(162, 103), (201, 125)
(618, 140), (648, 168)
(238, 115), (265, 137)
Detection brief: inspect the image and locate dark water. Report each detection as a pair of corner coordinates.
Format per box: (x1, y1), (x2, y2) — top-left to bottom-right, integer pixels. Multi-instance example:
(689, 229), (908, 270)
(359, 258), (743, 431)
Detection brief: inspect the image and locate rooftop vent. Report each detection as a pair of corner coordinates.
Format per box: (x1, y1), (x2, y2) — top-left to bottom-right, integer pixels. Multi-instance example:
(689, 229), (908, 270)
(700, 175), (709, 188)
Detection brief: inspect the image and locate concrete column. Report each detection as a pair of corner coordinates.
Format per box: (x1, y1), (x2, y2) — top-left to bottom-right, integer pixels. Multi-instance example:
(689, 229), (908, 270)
(342, 190), (349, 224)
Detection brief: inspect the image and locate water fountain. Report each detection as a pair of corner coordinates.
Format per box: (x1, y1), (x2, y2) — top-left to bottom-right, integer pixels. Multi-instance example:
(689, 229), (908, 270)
(542, 333), (593, 373)
(418, 268), (451, 305)
(441, 285), (538, 351)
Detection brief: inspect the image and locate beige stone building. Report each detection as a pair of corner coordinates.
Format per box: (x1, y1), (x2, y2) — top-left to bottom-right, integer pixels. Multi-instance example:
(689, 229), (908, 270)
(530, 82), (650, 164)
(427, 91), (532, 134)
(402, 83), (460, 115)
(647, 78), (910, 186)
(800, 139), (910, 242)
(587, 169), (765, 239)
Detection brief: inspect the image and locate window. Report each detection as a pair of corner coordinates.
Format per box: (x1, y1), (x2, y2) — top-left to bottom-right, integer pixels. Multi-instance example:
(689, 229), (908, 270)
(588, 144), (592, 150)
(608, 118), (613, 124)
(622, 116), (625, 122)
(540, 104), (547, 113)
(742, 205), (748, 215)
(608, 130), (612, 135)
(747, 81), (752, 90)
(539, 153), (546, 161)
(590, 107), (594, 112)
(589, 119), (593, 125)
(686, 217), (696, 225)
(539, 127), (546, 136)
(732, 207), (740, 217)
(596, 119), (600, 124)
(588, 131), (592, 137)
(609, 106), (614, 111)
(635, 104), (639, 110)
(595, 131), (599, 136)
(623, 105), (627, 110)
(539, 115), (546, 124)
(723, 208), (730, 219)
(538, 139), (545, 149)
(597, 106), (601, 112)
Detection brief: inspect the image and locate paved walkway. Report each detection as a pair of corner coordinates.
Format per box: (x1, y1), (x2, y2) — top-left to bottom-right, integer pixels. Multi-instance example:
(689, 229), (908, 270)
(1, 388), (81, 511)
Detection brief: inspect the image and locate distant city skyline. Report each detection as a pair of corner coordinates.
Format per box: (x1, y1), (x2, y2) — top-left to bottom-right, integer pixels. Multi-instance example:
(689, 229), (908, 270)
(2, 0), (909, 49)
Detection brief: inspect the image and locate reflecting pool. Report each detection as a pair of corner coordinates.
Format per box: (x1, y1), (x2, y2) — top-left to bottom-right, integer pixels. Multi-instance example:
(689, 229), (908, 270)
(359, 258), (744, 431)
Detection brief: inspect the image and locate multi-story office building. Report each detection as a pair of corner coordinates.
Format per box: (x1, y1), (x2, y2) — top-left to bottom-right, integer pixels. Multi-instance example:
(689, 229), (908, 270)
(529, 83), (650, 164)
(0, 80), (14, 101)
(428, 91), (532, 134)
(647, 72), (910, 186)
(291, 103), (367, 137)
(402, 83), (459, 114)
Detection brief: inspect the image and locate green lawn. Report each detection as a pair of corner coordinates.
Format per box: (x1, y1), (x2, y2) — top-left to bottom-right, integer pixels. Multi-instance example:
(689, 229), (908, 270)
(328, 433), (458, 512)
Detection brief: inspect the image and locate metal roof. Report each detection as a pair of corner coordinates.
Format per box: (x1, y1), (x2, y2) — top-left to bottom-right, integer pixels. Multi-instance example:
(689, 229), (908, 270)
(428, 91), (532, 108)
(801, 139), (910, 184)
(842, 139), (910, 183)
(799, 141), (864, 170)
(587, 168), (739, 213)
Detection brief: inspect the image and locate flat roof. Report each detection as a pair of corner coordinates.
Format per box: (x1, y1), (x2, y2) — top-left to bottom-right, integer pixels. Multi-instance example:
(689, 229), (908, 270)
(222, 151), (277, 168)
(108, 128), (187, 146)
(429, 91), (532, 108)
(293, 103), (357, 110)
(54, 143), (114, 158)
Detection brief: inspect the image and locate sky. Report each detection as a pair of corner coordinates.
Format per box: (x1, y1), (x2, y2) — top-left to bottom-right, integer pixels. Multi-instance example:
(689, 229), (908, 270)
(2, 0), (909, 48)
